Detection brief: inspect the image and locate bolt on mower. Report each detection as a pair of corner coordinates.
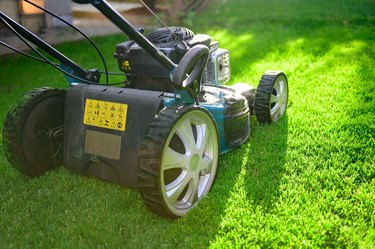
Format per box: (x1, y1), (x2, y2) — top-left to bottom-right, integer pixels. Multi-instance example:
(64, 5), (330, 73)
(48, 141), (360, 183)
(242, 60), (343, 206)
(0, 0), (288, 218)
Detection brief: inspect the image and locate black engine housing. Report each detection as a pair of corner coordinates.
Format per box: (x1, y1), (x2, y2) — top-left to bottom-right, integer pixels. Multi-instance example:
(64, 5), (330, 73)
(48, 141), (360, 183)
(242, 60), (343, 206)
(114, 27), (215, 92)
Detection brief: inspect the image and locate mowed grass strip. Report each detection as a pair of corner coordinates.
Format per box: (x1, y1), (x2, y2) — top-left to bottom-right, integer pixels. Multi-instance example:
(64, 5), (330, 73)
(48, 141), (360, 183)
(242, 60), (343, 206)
(0, 0), (374, 248)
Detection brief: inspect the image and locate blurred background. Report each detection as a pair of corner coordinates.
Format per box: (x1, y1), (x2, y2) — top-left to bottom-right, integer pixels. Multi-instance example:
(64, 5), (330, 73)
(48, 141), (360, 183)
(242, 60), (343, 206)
(0, 0), (209, 56)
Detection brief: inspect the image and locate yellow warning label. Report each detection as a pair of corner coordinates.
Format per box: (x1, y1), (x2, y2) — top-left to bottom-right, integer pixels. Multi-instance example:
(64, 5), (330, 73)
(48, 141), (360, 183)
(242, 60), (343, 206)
(122, 60), (131, 71)
(84, 99), (128, 131)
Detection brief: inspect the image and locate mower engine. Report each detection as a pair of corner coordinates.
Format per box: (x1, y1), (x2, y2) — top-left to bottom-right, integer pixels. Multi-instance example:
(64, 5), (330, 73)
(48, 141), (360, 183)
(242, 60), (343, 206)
(114, 27), (231, 92)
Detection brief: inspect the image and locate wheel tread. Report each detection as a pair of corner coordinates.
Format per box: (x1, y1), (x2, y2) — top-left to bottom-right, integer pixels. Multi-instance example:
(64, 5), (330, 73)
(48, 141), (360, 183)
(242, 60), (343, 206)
(138, 106), (182, 218)
(255, 71), (288, 123)
(2, 87), (66, 177)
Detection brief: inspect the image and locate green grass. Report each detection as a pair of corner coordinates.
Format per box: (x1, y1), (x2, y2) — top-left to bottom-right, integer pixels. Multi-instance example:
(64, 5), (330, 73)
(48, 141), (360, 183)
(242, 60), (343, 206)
(0, 0), (374, 248)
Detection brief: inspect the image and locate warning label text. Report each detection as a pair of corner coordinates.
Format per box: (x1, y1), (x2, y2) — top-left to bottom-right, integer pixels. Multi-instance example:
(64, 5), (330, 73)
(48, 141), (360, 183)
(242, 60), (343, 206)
(84, 99), (128, 132)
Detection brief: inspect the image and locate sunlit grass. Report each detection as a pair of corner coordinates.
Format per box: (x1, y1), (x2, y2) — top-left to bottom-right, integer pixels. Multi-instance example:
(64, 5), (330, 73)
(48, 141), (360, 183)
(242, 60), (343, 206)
(0, 0), (374, 248)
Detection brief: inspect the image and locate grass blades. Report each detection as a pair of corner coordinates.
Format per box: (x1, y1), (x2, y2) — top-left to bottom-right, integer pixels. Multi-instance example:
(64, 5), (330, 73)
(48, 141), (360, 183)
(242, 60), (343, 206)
(0, 0), (374, 248)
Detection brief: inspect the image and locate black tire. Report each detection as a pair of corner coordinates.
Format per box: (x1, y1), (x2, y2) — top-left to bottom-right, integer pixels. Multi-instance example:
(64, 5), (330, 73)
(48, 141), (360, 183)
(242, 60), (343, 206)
(2, 87), (66, 177)
(138, 105), (219, 218)
(255, 71), (288, 123)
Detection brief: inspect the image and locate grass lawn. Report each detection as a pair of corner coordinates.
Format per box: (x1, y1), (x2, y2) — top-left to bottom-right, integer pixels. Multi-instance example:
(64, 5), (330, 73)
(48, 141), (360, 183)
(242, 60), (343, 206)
(0, 0), (374, 248)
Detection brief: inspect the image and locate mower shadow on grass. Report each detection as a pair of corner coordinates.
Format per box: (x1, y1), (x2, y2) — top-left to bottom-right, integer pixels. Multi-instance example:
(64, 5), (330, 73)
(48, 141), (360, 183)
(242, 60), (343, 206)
(245, 115), (289, 209)
(180, 115), (288, 247)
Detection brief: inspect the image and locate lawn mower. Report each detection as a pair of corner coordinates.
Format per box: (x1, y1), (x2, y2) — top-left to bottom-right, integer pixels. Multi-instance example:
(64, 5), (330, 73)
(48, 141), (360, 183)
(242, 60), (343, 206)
(0, 0), (288, 218)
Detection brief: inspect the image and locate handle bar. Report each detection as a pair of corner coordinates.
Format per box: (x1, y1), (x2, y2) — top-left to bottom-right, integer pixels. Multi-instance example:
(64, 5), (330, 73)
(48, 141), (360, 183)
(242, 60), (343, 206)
(73, 0), (177, 71)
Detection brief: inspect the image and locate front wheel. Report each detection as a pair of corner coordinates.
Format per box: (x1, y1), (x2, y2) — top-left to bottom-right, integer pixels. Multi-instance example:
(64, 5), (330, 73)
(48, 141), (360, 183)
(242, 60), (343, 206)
(138, 106), (219, 218)
(255, 71), (288, 123)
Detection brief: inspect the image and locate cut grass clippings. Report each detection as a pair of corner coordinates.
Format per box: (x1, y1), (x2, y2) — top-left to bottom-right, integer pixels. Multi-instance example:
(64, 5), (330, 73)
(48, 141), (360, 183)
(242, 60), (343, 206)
(0, 0), (374, 248)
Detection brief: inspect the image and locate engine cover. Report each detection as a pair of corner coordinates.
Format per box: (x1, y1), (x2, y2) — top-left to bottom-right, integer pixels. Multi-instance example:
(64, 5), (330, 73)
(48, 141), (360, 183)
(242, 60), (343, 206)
(114, 27), (230, 92)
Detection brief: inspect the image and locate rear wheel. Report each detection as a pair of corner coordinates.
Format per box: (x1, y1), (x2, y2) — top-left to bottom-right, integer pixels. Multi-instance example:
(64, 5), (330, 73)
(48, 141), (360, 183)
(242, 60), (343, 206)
(2, 87), (66, 177)
(138, 106), (219, 218)
(255, 71), (288, 123)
